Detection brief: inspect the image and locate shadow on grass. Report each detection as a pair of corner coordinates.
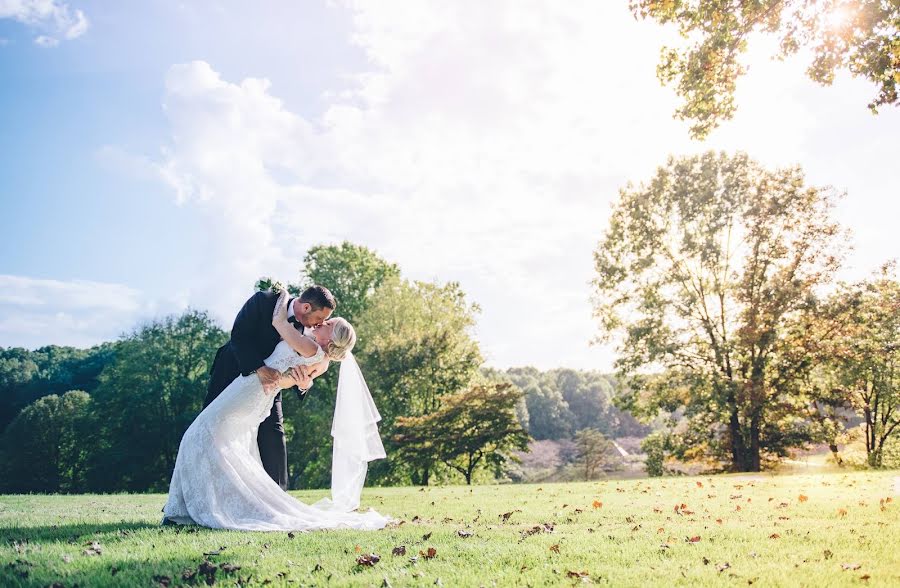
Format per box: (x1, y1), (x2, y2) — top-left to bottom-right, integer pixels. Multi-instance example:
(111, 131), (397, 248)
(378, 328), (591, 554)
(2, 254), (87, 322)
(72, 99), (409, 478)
(0, 552), (258, 588)
(0, 520), (228, 546)
(1, 522), (267, 588)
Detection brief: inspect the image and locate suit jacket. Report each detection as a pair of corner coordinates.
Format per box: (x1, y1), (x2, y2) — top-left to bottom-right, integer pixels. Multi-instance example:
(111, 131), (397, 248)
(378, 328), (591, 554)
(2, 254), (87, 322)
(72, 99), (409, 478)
(204, 290), (304, 408)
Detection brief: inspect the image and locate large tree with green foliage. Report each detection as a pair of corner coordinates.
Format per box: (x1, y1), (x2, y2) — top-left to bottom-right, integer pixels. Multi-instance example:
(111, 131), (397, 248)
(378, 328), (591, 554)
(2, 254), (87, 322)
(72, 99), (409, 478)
(593, 151), (845, 471)
(393, 383), (529, 485)
(814, 265), (900, 467)
(358, 277), (483, 485)
(258, 242), (401, 489)
(88, 310), (226, 491)
(631, 0), (900, 138)
(0, 390), (94, 493)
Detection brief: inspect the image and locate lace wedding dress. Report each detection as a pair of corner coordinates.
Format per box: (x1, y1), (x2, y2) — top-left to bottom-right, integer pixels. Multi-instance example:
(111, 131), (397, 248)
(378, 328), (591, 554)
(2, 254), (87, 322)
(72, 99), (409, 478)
(162, 339), (390, 531)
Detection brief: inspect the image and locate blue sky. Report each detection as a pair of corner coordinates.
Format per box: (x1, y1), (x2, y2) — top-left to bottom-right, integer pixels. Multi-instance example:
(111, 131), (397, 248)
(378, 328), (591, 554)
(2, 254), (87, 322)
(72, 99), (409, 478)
(1, 1), (898, 369)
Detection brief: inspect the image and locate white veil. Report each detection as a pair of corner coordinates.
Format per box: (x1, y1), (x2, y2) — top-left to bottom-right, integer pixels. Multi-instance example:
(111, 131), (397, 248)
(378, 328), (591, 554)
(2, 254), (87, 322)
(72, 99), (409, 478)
(312, 352), (386, 512)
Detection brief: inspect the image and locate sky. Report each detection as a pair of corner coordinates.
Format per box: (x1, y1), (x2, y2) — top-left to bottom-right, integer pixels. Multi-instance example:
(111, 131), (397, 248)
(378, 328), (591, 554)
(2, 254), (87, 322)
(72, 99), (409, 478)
(1, 1), (898, 371)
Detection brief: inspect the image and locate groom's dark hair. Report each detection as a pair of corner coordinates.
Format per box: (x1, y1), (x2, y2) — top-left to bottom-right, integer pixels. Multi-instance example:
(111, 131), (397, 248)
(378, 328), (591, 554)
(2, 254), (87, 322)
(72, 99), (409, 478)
(299, 285), (337, 311)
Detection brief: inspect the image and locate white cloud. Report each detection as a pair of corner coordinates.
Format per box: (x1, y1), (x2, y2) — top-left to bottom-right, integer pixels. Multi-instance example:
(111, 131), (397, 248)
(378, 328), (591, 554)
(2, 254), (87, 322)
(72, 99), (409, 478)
(33, 34), (58, 47)
(0, 275), (144, 348)
(143, 1), (898, 371)
(0, 0), (89, 46)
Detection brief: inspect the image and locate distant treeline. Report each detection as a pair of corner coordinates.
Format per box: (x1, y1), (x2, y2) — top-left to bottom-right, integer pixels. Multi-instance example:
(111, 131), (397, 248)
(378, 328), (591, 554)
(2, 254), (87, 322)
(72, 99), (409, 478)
(486, 367), (649, 441)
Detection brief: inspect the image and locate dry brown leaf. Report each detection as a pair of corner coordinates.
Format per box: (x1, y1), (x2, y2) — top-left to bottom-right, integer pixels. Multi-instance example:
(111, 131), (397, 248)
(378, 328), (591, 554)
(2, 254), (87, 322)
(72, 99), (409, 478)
(356, 553), (381, 567)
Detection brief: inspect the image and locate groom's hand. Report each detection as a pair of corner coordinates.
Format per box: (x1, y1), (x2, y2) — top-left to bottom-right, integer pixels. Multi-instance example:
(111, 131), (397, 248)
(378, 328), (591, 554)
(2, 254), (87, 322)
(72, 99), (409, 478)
(256, 366), (280, 392)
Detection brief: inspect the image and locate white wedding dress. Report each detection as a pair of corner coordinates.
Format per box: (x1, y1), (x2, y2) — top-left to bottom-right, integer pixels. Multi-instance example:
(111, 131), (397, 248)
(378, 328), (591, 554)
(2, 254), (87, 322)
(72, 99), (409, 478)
(162, 339), (391, 531)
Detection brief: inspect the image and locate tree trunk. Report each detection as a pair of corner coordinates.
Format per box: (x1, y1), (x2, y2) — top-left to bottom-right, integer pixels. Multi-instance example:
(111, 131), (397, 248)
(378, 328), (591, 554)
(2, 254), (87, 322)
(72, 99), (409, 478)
(749, 414), (761, 472)
(728, 407), (746, 471)
(828, 443), (843, 466)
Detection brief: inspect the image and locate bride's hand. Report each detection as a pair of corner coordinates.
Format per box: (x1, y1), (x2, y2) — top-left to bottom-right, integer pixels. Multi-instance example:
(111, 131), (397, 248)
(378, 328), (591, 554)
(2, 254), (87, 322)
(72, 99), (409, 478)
(272, 290), (290, 327)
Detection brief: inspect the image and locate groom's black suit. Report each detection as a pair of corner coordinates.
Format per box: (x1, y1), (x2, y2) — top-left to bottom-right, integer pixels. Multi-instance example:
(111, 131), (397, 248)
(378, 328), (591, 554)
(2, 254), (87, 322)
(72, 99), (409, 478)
(204, 289), (302, 490)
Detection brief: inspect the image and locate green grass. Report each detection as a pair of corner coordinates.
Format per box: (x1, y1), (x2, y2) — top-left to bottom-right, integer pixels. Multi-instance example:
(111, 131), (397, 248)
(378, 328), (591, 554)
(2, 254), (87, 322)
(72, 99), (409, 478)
(2, 470), (898, 587)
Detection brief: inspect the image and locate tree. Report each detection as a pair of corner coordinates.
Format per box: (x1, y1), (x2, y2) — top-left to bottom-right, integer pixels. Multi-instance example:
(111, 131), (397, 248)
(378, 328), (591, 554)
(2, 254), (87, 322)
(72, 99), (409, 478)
(0, 343), (115, 432)
(257, 242), (401, 489)
(641, 430), (672, 477)
(631, 0), (900, 138)
(594, 151), (845, 471)
(357, 277), (483, 485)
(574, 428), (617, 480)
(301, 242), (401, 324)
(523, 383), (574, 440)
(88, 310), (226, 491)
(816, 265), (900, 467)
(0, 391), (94, 493)
(393, 383), (530, 484)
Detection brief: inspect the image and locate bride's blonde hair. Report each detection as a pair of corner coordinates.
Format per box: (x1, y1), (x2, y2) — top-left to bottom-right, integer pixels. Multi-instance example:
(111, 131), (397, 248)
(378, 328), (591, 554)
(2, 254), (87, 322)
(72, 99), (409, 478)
(325, 318), (356, 361)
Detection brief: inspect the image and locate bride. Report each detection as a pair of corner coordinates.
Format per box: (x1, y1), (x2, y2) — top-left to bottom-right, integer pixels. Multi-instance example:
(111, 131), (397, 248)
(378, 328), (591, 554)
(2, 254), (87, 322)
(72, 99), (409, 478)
(162, 291), (391, 531)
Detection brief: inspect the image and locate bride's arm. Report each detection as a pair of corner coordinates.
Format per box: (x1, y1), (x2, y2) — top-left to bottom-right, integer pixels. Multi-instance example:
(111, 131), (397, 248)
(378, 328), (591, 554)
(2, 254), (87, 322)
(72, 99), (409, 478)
(276, 359), (330, 389)
(272, 291), (320, 357)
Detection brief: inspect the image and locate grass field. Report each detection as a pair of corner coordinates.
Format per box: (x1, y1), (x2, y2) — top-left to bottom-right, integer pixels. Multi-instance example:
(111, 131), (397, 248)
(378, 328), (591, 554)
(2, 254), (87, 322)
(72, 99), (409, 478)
(2, 470), (898, 587)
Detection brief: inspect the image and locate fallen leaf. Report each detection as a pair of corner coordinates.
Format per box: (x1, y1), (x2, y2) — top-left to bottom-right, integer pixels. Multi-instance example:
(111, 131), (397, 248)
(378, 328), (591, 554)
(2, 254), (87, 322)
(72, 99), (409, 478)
(769, 533), (781, 539)
(357, 553), (381, 567)
(456, 530), (473, 538)
(841, 563), (861, 571)
(567, 570), (590, 579)
(422, 532), (433, 541)
(798, 495), (808, 502)
(687, 536), (701, 543)
(823, 550), (833, 560)
(592, 500), (603, 509)
(198, 561), (217, 584)
(287, 532), (295, 539)
(421, 547), (437, 560)
(717, 562), (731, 573)
(392, 546), (406, 556)
(549, 544), (560, 554)
(837, 508), (848, 517)
(152, 574), (171, 587)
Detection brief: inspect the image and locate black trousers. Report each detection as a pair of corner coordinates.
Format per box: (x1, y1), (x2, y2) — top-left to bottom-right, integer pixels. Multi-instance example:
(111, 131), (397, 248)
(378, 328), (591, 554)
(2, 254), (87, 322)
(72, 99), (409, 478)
(204, 344), (289, 490)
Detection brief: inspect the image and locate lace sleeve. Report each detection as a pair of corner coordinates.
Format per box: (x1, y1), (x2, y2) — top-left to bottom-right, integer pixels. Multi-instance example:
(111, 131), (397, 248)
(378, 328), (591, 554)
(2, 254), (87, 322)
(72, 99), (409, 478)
(264, 341), (325, 373)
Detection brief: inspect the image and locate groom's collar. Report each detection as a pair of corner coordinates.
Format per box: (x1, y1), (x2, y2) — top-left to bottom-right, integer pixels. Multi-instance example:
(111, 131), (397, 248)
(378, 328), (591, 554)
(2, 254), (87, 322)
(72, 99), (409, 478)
(287, 298), (304, 331)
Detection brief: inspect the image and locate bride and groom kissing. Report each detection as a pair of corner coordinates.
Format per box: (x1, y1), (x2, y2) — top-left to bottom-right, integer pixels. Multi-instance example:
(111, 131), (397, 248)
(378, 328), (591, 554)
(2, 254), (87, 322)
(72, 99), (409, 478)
(162, 286), (392, 531)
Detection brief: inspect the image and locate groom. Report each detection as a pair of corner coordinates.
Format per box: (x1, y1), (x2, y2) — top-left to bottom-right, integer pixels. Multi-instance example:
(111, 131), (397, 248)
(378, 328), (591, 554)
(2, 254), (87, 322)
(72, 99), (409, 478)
(204, 285), (337, 489)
